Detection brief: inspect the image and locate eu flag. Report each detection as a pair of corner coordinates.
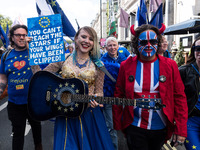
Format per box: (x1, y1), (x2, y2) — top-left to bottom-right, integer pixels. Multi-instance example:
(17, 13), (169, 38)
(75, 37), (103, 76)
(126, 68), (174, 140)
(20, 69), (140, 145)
(0, 25), (9, 48)
(47, 0), (76, 38)
(149, 3), (163, 28)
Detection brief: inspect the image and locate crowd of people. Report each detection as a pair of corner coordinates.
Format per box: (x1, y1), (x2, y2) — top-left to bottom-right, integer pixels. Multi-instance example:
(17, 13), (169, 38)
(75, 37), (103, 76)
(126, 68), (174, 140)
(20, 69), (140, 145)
(0, 22), (199, 150)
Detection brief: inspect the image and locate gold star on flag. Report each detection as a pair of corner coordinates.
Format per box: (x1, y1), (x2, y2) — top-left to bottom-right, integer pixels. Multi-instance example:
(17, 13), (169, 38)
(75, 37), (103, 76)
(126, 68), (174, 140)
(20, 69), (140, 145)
(20, 55), (22, 57)
(18, 73), (20, 75)
(23, 71), (26, 74)
(25, 56), (28, 58)
(50, 0), (56, 7)
(185, 140), (189, 143)
(8, 69), (11, 72)
(27, 67), (30, 70)
(59, 84), (63, 88)
(14, 56), (17, 59)
(13, 72), (15, 74)
(11, 60), (13, 62)
(71, 84), (75, 88)
(8, 65), (10, 67)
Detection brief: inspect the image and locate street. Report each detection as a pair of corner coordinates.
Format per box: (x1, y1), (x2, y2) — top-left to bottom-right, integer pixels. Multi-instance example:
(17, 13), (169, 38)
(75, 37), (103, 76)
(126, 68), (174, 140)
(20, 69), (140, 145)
(0, 97), (186, 150)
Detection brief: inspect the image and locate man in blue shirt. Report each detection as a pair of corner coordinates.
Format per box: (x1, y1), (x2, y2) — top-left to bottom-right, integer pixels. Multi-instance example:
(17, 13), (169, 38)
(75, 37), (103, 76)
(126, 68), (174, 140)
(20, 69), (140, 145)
(118, 46), (131, 58)
(101, 37), (128, 150)
(0, 24), (42, 150)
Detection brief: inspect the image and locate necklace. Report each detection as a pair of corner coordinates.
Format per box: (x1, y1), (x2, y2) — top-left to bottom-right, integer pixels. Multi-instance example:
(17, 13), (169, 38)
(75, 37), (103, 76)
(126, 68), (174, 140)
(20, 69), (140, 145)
(75, 58), (89, 68)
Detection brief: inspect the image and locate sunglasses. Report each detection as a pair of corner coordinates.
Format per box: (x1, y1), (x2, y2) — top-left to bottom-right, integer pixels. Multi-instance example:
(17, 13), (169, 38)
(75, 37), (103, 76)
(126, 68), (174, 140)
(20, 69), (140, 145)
(13, 34), (27, 38)
(139, 39), (158, 46)
(193, 46), (200, 51)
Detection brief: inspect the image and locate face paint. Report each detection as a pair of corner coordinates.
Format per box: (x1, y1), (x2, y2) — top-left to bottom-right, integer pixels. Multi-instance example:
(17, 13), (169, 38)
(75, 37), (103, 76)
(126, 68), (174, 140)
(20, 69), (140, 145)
(138, 30), (158, 57)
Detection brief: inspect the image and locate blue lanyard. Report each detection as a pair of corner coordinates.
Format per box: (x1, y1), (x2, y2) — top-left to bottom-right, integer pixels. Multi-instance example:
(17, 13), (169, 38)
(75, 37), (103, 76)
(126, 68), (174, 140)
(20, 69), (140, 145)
(191, 64), (200, 77)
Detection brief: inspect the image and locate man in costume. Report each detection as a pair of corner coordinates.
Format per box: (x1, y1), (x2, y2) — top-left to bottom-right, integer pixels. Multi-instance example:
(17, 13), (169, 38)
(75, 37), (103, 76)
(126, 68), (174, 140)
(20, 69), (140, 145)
(112, 24), (188, 150)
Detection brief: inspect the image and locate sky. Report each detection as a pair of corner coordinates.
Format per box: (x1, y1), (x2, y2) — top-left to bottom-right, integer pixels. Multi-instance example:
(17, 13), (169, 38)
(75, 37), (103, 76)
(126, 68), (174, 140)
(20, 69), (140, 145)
(0, 0), (106, 32)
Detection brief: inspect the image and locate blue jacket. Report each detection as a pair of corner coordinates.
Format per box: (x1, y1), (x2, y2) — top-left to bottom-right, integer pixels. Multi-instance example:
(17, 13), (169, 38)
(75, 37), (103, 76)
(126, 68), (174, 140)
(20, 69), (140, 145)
(101, 52), (127, 97)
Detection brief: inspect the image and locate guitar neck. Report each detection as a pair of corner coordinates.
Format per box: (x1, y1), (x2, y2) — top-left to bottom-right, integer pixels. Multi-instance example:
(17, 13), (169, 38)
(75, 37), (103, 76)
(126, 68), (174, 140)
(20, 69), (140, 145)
(71, 94), (159, 107)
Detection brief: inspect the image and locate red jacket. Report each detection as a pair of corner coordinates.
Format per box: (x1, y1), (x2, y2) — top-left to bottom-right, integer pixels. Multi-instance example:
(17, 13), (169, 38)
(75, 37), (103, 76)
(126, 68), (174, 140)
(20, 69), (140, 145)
(113, 55), (188, 140)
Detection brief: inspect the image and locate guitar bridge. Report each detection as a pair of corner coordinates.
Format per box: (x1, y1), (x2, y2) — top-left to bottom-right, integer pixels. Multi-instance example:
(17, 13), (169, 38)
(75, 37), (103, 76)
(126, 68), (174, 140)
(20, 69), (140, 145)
(46, 86), (51, 105)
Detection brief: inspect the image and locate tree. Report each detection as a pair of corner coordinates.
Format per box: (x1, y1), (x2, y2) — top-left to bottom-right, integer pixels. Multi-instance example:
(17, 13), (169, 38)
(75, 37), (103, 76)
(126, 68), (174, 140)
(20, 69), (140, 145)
(174, 42), (185, 67)
(0, 14), (12, 48)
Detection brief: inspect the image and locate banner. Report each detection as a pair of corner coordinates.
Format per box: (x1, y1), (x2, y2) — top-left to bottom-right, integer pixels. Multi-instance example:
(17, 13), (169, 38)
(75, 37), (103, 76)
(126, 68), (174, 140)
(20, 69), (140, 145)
(28, 14), (65, 66)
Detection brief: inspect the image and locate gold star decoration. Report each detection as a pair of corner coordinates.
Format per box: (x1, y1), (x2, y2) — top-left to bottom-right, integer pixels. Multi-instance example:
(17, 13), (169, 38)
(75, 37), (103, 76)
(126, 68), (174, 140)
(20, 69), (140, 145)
(75, 103), (79, 107)
(27, 67), (30, 70)
(23, 71), (26, 74)
(53, 94), (57, 98)
(65, 82), (69, 87)
(25, 56), (28, 58)
(54, 101), (58, 105)
(11, 60), (13, 63)
(13, 72), (15, 74)
(71, 84), (75, 88)
(55, 88), (59, 92)
(8, 69), (11, 72)
(8, 64), (10, 67)
(75, 89), (79, 93)
(14, 56), (17, 59)
(192, 145), (197, 149)
(70, 107), (74, 111)
(20, 55), (22, 57)
(57, 106), (62, 111)
(64, 108), (68, 112)
(50, 0), (56, 7)
(18, 73), (20, 76)
(59, 84), (63, 88)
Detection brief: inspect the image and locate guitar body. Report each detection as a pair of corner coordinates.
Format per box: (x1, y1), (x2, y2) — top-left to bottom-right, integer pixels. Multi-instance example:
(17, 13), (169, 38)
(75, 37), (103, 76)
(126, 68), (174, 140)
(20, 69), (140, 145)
(28, 71), (88, 121)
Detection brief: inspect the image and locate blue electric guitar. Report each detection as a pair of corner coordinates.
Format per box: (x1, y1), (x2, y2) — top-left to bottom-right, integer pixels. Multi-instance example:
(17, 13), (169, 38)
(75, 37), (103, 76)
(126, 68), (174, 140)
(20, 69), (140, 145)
(28, 71), (165, 121)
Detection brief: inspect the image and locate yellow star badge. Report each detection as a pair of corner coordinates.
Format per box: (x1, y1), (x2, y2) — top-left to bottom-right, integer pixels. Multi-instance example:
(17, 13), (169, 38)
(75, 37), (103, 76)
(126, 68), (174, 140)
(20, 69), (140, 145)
(192, 145), (197, 149)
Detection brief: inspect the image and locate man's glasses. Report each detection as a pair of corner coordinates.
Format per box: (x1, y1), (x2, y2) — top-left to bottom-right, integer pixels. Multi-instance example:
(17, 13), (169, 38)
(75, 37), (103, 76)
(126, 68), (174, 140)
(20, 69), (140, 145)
(13, 34), (27, 38)
(139, 39), (158, 46)
(193, 46), (200, 51)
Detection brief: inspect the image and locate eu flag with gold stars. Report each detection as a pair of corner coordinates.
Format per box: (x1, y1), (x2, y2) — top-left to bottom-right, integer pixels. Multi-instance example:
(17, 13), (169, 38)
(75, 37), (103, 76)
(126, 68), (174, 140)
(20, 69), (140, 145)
(0, 24), (9, 48)
(47, 0), (76, 38)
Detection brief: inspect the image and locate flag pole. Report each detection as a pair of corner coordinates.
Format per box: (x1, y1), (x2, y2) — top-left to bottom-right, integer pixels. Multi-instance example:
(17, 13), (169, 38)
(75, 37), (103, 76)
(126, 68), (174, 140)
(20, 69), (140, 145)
(100, 0), (102, 39)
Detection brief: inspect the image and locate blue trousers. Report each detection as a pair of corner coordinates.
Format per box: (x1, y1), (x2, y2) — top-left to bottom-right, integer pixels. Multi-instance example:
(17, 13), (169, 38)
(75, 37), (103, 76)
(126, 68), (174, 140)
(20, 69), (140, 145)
(184, 116), (200, 150)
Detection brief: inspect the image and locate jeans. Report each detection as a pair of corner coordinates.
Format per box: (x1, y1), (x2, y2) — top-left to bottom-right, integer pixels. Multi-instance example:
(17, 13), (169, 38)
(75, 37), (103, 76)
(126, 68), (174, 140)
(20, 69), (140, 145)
(103, 104), (118, 150)
(7, 102), (42, 150)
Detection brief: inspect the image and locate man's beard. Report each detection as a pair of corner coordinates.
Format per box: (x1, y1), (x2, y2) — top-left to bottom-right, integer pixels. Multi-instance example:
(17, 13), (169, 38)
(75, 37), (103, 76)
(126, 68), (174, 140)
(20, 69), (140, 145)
(14, 42), (26, 50)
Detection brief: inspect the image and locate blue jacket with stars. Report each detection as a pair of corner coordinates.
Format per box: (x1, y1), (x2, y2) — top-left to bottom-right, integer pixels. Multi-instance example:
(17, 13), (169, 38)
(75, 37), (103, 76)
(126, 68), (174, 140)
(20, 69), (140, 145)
(0, 49), (32, 104)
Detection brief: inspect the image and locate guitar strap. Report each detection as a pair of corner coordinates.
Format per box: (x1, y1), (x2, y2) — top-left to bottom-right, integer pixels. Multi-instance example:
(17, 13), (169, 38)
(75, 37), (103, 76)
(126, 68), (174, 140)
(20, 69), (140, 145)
(92, 59), (116, 83)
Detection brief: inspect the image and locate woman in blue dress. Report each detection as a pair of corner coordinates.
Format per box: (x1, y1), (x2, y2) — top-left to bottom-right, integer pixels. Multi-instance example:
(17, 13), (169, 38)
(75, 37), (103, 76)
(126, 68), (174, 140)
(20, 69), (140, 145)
(30, 26), (115, 150)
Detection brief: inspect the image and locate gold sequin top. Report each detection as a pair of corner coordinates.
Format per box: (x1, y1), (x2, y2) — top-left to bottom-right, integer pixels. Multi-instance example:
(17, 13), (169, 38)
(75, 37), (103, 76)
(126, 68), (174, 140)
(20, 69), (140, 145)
(31, 54), (105, 96)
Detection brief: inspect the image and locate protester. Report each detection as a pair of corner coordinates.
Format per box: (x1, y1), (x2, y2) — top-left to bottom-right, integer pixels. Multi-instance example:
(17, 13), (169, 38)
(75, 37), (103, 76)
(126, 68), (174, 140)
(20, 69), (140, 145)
(65, 43), (74, 54)
(29, 26), (115, 150)
(158, 36), (171, 58)
(101, 36), (127, 150)
(0, 24), (42, 150)
(112, 24), (188, 150)
(179, 37), (200, 150)
(118, 46), (131, 58)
